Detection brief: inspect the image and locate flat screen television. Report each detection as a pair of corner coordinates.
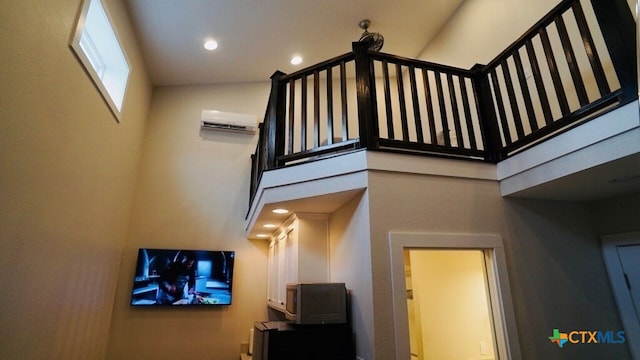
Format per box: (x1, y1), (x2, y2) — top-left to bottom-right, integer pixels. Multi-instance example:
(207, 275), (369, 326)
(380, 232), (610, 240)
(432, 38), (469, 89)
(130, 248), (234, 306)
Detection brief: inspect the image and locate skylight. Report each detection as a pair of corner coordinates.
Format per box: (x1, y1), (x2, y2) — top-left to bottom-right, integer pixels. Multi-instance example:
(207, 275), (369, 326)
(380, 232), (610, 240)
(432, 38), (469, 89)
(70, 0), (130, 121)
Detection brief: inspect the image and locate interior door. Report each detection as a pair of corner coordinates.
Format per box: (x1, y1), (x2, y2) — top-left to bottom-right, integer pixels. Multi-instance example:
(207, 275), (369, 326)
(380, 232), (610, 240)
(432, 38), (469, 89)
(617, 245), (640, 323)
(602, 231), (640, 359)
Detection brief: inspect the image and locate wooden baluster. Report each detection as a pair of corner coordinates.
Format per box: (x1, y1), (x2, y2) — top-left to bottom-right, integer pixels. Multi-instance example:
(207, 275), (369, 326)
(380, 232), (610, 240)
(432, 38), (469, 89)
(434, 71), (450, 147)
(512, 50), (539, 132)
(571, 1), (610, 97)
(287, 80), (295, 155)
(525, 39), (554, 126)
(301, 75), (307, 151)
(409, 65), (424, 143)
(447, 73), (463, 147)
(382, 60), (394, 139)
(489, 68), (512, 146)
(396, 63), (409, 141)
(539, 27), (571, 115)
(313, 70), (320, 148)
(326, 66), (334, 145)
(340, 60), (349, 142)
(500, 59), (525, 140)
(555, 15), (589, 106)
(459, 76), (477, 150)
(422, 69), (438, 145)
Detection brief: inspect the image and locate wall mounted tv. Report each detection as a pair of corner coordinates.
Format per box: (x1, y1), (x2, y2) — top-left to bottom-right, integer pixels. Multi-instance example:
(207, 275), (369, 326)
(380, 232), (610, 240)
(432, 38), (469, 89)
(130, 248), (234, 306)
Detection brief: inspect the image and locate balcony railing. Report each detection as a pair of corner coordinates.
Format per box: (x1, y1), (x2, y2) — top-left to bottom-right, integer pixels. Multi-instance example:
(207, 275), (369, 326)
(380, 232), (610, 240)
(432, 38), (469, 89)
(250, 0), (636, 205)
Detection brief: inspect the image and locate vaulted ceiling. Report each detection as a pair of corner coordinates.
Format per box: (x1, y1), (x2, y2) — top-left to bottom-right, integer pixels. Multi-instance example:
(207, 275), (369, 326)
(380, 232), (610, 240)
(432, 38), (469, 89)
(125, 0), (465, 86)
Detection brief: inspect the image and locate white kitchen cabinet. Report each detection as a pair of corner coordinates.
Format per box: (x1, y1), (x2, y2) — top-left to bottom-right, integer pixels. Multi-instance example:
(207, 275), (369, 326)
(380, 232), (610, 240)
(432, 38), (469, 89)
(266, 213), (329, 311)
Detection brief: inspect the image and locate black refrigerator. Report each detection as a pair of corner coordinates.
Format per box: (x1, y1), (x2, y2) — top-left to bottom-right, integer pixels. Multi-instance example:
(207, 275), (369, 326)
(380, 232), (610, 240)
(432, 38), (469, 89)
(252, 321), (354, 360)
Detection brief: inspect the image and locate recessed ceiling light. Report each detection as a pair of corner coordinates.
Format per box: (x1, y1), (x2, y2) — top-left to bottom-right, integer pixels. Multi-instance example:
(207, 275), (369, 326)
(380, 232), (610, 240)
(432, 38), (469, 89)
(290, 55), (302, 65)
(204, 39), (218, 51)
(263, 224), (277, 229)
(272, 208), (289, 214)
(256, 233), (270, 238)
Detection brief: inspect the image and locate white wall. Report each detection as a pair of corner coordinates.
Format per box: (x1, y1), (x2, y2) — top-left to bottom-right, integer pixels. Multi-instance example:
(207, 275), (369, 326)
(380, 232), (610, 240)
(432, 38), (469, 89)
(107, 82), (272, 359)
(0, 0), (151, 358)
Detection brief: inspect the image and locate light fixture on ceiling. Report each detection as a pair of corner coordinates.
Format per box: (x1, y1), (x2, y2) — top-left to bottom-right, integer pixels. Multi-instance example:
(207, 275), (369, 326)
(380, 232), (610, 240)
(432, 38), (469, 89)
(358, 19), (384, 51)
(290, 55), (303, 65)
(272, 208), (289, 214)
(203, 39), (218, 51)
(263, 223), (277, 229)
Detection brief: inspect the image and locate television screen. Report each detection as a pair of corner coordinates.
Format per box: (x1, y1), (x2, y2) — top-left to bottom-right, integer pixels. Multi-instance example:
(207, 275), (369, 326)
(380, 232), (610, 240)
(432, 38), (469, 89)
(130, 248), (234, 306)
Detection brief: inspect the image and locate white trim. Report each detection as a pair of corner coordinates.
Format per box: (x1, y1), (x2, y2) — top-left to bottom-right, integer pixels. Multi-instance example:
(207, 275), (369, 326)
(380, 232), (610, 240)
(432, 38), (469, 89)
(69, 0), (130, 122)
(601, 231), (640, 359)
(389, 232), (521, 360)
(497, 103), (640, 197)
(497, 102), (640, 180)
(245, 150), (498, 237)
(366, 151), (498, 181)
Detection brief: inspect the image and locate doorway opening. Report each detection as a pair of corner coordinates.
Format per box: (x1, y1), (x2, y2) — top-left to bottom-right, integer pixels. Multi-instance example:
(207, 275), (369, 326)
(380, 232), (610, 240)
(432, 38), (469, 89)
(405, 249), (497, 360)
(389, 233), (521, 360)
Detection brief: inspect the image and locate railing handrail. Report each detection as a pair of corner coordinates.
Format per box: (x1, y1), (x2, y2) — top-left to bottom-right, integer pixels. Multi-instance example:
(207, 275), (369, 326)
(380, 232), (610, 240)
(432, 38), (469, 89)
(369, 51), (476, 77)
(280, 52), (355, 82)
(249, 0), (637, 211)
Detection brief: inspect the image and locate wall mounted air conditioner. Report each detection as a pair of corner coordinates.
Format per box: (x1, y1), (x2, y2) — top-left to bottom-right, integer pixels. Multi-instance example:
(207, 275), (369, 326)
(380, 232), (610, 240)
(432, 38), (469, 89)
(200, 110), (257, 134)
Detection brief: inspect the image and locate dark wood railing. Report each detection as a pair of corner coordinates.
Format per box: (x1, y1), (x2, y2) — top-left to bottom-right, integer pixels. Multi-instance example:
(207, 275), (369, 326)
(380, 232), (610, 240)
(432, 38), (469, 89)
(250, 0), (636, 204)
(364, 50), (487, 160)
(478, 0), (637, 160)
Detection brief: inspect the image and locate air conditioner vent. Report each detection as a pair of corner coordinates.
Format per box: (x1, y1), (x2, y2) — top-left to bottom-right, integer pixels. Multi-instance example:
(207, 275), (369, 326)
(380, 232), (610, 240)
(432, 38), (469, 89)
(200, 110), (257, 134)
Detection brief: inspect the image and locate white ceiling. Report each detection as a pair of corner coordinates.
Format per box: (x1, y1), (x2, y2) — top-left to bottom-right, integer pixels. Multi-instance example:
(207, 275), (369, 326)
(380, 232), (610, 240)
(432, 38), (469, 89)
(125, 0), (465, 86)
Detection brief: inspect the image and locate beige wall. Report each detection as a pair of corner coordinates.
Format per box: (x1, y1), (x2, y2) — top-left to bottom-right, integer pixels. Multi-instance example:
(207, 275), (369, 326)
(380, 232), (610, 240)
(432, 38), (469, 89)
(592, 191), (640, 235)
(0, 0), (151, 359)
(329, 190), (375, 360)
(366, 171), (505, 359)
(2, 0), (636, 359)
(363, 171), (630, 360)
(418, 0), (562, 68)
(106, 83), (271, 359)
(502, 198), (630, 360)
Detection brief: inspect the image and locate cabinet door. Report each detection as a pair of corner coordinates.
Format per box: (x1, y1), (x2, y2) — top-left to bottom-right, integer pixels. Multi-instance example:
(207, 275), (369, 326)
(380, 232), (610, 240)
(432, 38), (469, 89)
(284, 227), (297, 287)
(275, 232), (287, 307)
(267, 239), (277, 306)
(265, 213), (329, 311)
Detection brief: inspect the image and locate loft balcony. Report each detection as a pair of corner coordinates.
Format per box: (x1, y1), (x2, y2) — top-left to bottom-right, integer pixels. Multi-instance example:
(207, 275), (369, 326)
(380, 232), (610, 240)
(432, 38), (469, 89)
(246, 0), (638, 234)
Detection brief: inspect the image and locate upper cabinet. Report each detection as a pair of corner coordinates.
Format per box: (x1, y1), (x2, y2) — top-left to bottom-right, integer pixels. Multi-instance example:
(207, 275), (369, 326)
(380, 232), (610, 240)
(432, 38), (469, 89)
(267, 213), (329, 311)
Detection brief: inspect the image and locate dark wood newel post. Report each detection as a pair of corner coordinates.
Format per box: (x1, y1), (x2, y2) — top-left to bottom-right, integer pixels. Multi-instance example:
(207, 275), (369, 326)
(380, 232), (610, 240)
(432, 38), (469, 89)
(471, 64), (502, 163)
(352, 41), (379, 149)
(589, 0), (637, 102)
(266, 71), (286, 169)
